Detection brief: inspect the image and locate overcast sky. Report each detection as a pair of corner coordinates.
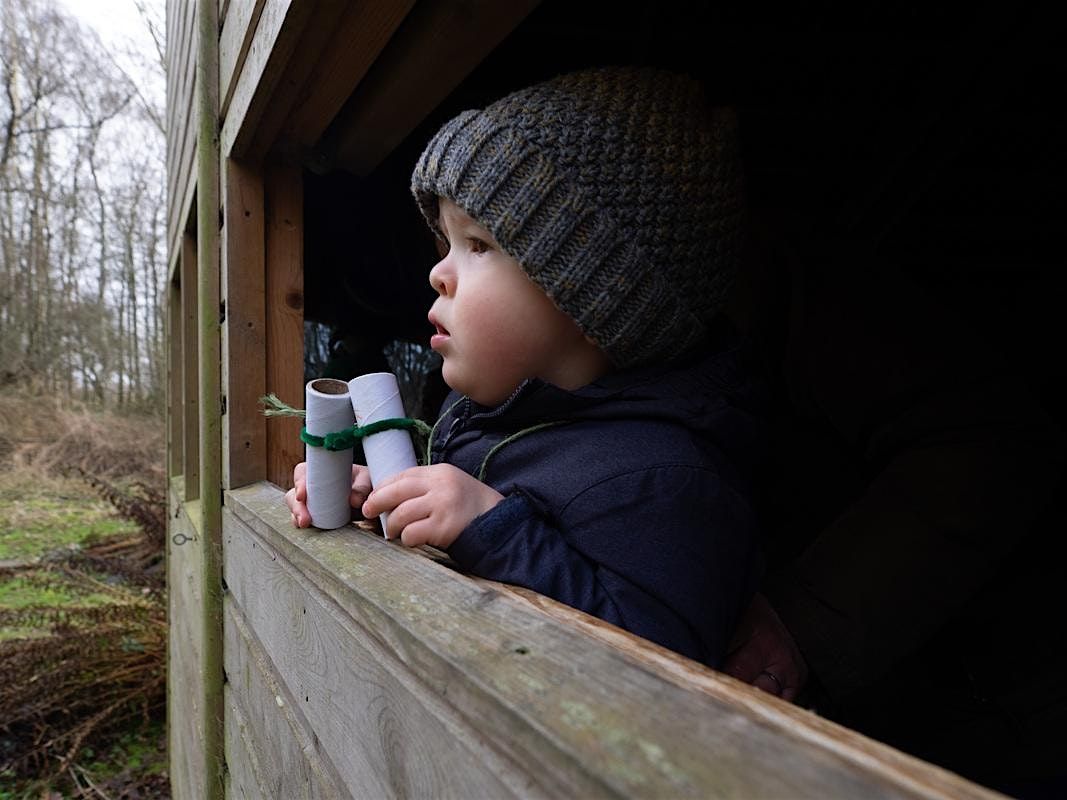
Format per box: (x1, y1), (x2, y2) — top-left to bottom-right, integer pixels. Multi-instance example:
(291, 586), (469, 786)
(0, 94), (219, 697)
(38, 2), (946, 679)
(59, 0), (164, 93)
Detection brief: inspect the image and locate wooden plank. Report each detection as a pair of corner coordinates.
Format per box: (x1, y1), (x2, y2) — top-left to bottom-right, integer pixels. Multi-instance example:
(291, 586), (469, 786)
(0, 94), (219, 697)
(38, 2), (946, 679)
(237, 0), (354, 164)
(223, 591), (350, 798)
(329, 0), (540, 176)
(264, 164), (304, 490)
(194, 0), (225, 793)
(167, 478), (206, 800)
(168, 165), (197, 288)
(168, 281), (183, 477)
(219, 0), (266, 120)
(168, 99), (196, 279)
(222, 508), (529, 797)
(180, 233), (200, 500)
(222, 158), (267, 490)
(165, 0), (194, 160)
(224, 693), (264, 800)
(269, 0), (413, 158)
(220, 0), (316, 159)
(167, 0), (198, 263)
(167, 0), (196, 199)
(227, 481), (1005, 800)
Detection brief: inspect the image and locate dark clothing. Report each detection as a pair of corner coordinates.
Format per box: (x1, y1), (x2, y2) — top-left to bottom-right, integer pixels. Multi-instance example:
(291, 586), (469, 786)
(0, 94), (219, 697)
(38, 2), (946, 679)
(432, 343), (764, 667)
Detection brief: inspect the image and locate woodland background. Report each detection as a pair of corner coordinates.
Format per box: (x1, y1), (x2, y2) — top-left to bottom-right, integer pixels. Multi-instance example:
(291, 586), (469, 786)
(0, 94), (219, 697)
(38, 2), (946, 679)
(1, 0), (169, 796)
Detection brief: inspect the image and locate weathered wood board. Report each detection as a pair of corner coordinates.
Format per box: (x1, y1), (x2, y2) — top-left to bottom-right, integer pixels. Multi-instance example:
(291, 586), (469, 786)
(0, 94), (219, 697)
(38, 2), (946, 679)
(166, 0), (198, 263)
(167, 478), (206, 800)
(223, 481), (1005, 800)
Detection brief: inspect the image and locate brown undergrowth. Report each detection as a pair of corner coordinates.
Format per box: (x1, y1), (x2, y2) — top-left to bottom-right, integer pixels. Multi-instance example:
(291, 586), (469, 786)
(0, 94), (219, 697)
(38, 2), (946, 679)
(0, 391), (167, 796)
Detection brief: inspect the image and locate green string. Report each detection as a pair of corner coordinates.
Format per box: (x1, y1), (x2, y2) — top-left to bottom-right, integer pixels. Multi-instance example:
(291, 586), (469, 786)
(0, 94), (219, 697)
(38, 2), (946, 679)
(477, 421), (569, 481)
(301, 417), (433, 452)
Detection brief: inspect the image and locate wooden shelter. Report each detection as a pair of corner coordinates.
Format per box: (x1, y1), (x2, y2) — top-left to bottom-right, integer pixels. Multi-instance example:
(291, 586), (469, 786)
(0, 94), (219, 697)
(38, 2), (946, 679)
(166, 1), (1060, 797)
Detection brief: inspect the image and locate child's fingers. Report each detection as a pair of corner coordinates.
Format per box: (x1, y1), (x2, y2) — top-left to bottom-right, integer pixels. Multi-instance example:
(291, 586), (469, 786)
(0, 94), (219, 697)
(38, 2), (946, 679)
(363, 475), (427, 518)
(351, 465), (373, 499)
(399, 518), (436, 548)
(284, 487), (311, 528)
(294, 477), (307, 503)
(294, 461), (307, 483)
(384, 496), (433, 541)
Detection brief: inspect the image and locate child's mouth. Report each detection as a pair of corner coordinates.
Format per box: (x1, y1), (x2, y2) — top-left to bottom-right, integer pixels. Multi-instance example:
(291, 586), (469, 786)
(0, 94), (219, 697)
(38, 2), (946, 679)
(430, 319), (450, 350)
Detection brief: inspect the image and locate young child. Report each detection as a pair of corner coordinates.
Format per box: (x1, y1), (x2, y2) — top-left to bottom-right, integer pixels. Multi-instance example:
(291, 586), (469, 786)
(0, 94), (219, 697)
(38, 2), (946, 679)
(287, 66), (762, 667)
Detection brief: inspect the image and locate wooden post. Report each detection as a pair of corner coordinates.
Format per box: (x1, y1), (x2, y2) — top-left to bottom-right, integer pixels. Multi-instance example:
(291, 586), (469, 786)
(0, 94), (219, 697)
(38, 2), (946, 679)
(264, 163), (304, 490)
(167, 277), (182, 478)
(196, 0), (224, 795)
(180, 233), (199, 499)
(221, 158), (266, 490)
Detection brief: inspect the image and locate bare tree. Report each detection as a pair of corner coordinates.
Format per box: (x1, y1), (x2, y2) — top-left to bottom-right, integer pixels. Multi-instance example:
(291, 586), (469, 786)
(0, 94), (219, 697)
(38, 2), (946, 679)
(0, 0), (165, 409)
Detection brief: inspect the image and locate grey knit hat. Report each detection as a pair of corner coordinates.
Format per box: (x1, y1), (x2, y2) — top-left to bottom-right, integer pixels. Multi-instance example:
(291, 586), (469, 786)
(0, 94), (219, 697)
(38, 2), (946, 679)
(411, 66), (745, 367)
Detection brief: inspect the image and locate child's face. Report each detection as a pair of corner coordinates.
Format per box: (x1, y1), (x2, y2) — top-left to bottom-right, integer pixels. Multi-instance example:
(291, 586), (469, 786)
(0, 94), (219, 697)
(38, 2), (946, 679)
(428, 198), (609, 406)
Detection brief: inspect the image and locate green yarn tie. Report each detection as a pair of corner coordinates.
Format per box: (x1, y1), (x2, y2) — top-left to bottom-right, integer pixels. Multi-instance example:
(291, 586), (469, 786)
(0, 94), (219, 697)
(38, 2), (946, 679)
(300, 418), (431, 452)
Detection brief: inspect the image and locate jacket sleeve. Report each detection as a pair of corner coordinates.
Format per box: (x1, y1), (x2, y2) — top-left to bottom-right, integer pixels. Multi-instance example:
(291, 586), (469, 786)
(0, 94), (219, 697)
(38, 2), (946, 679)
(766, 260), (1064, 699)
(447, 464), (759, 667)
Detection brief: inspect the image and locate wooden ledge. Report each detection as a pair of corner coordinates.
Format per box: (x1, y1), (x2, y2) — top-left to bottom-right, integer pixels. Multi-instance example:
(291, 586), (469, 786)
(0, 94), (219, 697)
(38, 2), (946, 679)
(218, 480), (1003, 799)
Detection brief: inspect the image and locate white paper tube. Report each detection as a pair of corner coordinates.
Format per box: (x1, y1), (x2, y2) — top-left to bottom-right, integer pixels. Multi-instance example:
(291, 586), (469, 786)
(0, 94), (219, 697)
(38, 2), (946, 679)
(348, 372), (418, 536)
(305, 378), (355, 530)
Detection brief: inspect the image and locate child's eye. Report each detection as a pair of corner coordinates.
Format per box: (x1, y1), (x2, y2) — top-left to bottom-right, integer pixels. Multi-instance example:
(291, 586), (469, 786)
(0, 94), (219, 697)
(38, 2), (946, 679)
(468, 237), (490, 254)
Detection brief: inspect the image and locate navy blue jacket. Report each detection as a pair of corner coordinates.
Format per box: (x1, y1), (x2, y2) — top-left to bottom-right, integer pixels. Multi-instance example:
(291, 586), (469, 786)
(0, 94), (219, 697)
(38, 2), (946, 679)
(432, 343), (764, 667)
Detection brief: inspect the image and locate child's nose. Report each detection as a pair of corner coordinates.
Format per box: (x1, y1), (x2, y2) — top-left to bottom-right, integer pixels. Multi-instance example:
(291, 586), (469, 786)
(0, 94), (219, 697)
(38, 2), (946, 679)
(428, 260), (450, 296)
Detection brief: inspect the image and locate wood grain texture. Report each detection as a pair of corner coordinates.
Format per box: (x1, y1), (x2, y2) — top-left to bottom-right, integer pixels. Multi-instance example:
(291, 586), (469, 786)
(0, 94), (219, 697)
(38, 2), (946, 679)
(220, 0), (316, 159)
(167, 281), (183, 477)
(166, 0), (197, 262)
(263, 164), (303, 490)
(225, 481), (1007, 800)
(235, 0), (350, 164)
(221, 158), (266, 490)
(276, 0), (413, 155)
(180, 234), (199, 500)
(329, 0), (540, 176)
(219, 0), (266, 120)
(167, 478), (206, 800)
(224, 589), (350, 798)
(222, 507), (535, 798)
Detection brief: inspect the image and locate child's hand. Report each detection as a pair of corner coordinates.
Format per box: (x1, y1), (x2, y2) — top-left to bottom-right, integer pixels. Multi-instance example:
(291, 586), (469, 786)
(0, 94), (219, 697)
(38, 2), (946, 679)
(361, 464), (504, 548)
(285, 461), (373, 528)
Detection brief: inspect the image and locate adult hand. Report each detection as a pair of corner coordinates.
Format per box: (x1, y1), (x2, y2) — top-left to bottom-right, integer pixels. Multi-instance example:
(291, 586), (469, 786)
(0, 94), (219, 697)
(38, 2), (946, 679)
(362, 464), (504, 549)
(285, 461), (373, 528)
(723, 592), (808, 701)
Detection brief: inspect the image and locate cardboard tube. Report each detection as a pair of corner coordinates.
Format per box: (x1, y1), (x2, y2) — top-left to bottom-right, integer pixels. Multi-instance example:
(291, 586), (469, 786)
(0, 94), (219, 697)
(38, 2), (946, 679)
(304, 378), (355, 529)
(348, 372), (418, 536)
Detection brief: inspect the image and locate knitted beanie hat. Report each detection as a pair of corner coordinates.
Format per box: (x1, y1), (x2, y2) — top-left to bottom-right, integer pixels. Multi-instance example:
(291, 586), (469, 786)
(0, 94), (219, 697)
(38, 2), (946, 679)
(411, 66), (745, 367)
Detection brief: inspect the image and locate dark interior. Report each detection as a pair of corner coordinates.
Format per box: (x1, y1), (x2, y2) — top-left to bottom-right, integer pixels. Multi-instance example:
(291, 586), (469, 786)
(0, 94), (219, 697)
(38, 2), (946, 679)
(305, 0), (1062, 420)
(301, 2), (1064, 790)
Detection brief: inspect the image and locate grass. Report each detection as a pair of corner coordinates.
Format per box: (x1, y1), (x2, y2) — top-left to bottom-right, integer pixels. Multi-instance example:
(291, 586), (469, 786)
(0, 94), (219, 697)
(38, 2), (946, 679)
(0, 391), (167, 797)
(0, 472), (139, 641)
(0, 488), (139, 562)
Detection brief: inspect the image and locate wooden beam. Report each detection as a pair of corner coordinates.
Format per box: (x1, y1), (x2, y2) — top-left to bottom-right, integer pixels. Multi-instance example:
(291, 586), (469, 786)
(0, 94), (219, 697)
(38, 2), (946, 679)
(328, 0), (540, 176)
(220, 0), (316, 160)
(274, 0), (414, 157)
(180, 233), (200, 500)
(219, 0), (266, 121)
(221, 159), (267, 490)
(195, 0), (224, 794)
(168, 280), (183, 478)
(167, 478), (207, 800)
(264, 163), (304, 490)
(234, 0), (350, 164)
